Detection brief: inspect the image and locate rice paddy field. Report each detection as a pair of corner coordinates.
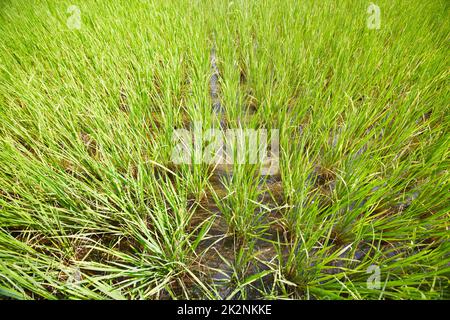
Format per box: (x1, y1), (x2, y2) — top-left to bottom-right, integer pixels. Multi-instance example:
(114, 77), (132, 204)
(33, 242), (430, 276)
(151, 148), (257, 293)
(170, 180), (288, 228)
(0, 0), (449, 300)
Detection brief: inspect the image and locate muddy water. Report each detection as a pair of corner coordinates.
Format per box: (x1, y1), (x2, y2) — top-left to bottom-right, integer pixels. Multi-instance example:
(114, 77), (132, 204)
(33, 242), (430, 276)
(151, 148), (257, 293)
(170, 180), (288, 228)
(210, 46), (226, 129)
(181, 46), (288, 298)
(189, 173), (286, 298)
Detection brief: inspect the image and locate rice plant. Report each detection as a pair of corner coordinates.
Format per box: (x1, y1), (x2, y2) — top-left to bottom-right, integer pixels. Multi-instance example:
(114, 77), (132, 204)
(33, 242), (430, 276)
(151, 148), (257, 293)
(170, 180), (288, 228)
(0, 0), (448, 299)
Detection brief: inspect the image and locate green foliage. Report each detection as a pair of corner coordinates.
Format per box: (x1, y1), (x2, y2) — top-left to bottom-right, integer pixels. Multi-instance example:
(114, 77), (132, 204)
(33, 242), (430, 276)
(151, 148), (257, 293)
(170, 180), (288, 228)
(0, 0), (448, 299)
